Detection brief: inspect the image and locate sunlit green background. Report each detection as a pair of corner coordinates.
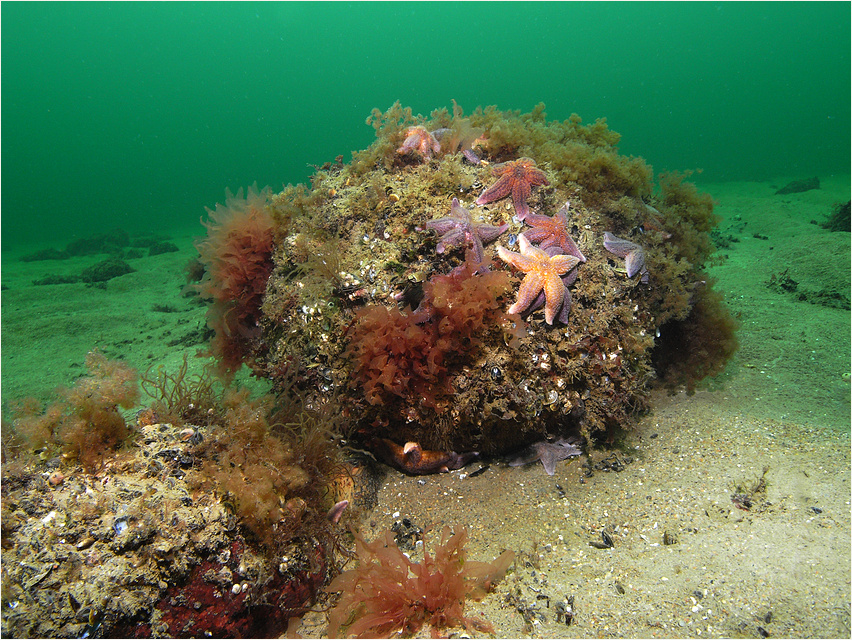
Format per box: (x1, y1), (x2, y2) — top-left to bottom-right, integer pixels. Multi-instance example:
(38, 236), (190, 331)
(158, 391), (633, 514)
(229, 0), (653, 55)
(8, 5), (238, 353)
(2, 2), (849, 249)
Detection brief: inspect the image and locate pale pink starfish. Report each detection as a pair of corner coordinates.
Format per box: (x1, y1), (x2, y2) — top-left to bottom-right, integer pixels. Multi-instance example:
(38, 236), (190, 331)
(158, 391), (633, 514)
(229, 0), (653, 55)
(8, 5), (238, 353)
(397, 125), (440, 162)
(498, 234), (580, 324)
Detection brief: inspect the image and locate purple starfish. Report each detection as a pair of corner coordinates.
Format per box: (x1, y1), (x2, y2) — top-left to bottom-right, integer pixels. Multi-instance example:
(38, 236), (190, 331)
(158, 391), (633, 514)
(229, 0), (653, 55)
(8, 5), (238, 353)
(426, 198), (508, 267)
(507, 438), (583, 475)
(603, 232), (649, 283)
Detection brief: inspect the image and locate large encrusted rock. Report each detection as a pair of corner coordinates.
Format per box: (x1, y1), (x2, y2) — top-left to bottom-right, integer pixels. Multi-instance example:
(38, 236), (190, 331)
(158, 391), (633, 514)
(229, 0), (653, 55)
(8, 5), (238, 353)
(256, 102), (738, 458)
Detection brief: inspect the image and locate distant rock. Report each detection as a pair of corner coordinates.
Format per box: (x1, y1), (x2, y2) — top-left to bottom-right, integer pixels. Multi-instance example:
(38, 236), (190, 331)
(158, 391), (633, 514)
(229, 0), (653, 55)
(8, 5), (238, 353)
(775, 176), (820, 195)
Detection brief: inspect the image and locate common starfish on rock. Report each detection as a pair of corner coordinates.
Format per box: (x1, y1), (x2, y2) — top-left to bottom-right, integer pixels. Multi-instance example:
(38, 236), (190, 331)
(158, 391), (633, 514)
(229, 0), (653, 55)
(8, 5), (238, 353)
(523, 245), (581, 325)
(603, 232), (649, 283)
(507, 438), (583, 475)
(498, 234), (580, 324)
(426, 198), (508, 267)
(523, 202), (586, 262)
(476, 157), (549, 221)
(397, 125), (440, 162)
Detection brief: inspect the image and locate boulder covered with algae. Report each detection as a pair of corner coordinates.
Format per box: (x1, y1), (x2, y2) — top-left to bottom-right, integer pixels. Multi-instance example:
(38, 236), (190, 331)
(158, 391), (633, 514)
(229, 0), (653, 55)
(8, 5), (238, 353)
(251, 101), (738, 459)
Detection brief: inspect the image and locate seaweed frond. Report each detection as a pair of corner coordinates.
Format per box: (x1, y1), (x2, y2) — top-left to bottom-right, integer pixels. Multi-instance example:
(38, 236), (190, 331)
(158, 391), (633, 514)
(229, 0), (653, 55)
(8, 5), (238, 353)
(326, 526), (514, 638)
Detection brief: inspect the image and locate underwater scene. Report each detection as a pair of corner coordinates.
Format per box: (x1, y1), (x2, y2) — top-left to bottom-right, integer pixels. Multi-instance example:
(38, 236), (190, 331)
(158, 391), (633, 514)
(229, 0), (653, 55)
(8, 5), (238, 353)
(1, 3), (849, 639)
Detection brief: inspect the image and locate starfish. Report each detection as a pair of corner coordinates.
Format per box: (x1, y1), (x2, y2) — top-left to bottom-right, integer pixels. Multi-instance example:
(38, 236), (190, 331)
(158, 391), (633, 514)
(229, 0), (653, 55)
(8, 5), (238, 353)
(523, 246), (580, 325)
(426, 198), (508, 266)
(397, 125), (440, 162)
(507, 438), (583, 475)
(497, 234), (580, 324)
(603, 232), (649, 283)
(523, 202), (587, 262)
(476, 157), (549, 221)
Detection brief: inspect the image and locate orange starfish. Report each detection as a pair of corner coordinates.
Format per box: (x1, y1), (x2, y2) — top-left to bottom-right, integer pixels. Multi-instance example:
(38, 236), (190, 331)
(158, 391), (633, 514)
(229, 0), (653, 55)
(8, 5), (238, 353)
(524, 202), (587, 262)
(397, 125), (440, 162)
(476, 157), (549, 220)
(498, 234), (580, 324)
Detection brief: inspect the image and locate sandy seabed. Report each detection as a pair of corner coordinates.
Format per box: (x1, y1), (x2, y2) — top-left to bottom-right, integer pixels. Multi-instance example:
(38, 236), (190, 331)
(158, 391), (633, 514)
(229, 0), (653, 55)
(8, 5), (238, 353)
(2, 176), (849, 638)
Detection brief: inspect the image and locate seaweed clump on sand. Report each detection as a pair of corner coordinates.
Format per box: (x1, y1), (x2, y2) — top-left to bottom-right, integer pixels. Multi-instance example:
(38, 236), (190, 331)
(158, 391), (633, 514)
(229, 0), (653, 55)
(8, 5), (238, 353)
(204, 101), (736, 461)
(8, 350), (139, 469)
(326, 527), (514, 638)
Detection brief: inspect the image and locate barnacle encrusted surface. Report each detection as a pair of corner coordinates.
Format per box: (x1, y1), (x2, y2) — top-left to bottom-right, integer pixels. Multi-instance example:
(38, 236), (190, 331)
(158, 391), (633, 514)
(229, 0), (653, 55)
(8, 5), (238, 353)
(257, 102), (737, 456)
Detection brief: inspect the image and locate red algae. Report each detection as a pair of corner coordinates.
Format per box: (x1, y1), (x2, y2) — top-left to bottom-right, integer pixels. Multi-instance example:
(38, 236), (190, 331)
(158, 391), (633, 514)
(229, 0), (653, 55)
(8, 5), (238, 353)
(345, 261), (520, 411)
(195, 183), (275, 378)
(326, 527), (514, 638)
(11, 350), (139, 469)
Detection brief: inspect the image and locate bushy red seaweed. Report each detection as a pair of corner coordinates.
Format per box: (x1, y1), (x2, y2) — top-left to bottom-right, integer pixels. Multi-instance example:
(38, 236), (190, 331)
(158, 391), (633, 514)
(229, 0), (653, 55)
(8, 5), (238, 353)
(326, 527), (514, 638)
(195, 183), (275, 378)
(11, 351), (139, 468)
(345, 261), (522, 410)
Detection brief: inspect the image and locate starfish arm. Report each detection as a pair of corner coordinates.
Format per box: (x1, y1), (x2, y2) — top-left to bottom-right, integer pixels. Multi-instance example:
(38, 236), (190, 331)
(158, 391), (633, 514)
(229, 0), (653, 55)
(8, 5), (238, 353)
(476, 174), (514, 205)
(539, 236), (558, 251)
(508, 448), (543, 467)
(543, 273), (567, 324)
(397, 131), (420, 154)
(449, 198), (472, 222)
(549, 254), (581, 276)
(560, 234), (587, 263)
(523, 228), (550, 245)
(426, 217), (462, 236)
(497, 246), (536, 272)
(508, 272), (544, 315)
(525, 289), (547, 315)
(538, 446), (559, 476)
(562, 266), (580, 287)
(555, 286), (572, 325)
(603, 232), (640, 258)
(468, 235), (486, 266)
(435, 228), (466, 254)
(472, 222), (509, 244)
(625, 249), (646, 278)
(511, 180), (532, 220)
(524, 212), (553, 227)
(518, 235), (550, 261)
(528, 169), (550, 187)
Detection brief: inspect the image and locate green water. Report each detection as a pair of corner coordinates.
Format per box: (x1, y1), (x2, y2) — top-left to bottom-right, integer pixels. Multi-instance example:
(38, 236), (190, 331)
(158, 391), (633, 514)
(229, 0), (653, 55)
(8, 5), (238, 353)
(1, 1), (849, 249)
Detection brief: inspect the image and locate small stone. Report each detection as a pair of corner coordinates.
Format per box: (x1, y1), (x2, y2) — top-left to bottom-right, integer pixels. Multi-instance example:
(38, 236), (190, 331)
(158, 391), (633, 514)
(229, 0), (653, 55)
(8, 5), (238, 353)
(76, 537), (95, 550)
